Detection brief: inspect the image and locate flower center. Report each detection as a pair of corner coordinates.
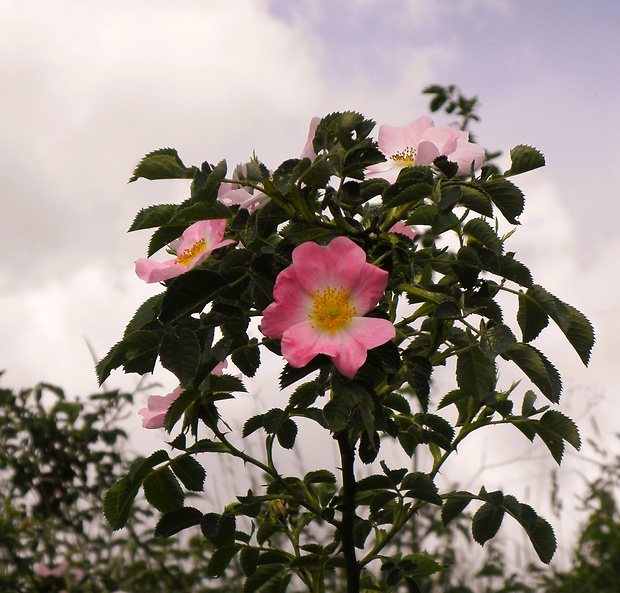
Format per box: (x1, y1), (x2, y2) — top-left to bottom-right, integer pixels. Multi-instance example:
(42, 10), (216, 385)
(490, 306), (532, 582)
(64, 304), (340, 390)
(391, 146), (417, 167)
(175, 238), (207, 267)
(309, 286), (357, 333)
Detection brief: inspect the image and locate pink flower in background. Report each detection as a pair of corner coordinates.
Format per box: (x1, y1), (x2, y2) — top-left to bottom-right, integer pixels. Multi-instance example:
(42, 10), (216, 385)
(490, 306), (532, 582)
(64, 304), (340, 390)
(34, 561), (69, 577)
(300, 116), (321, 161)
(366, 115), (485, 183)
(261, 237), (395, 378)
(135, 219), (235, 283)
(389, 221), (418, 240)
(138, 362), (228, 429)
(34, 562), (83, 583)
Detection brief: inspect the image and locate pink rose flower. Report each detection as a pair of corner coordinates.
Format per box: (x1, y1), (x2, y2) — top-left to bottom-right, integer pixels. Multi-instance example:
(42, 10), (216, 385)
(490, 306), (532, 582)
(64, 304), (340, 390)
(34, 561), (69, 577)
(138, 362), (228, 429)
(261, 237), (395, 378)
(366, 115), (485, 183)
(135, 219), (235, 283)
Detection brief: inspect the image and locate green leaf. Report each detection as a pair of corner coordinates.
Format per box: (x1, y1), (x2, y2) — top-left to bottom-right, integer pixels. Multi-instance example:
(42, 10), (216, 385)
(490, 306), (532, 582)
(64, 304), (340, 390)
(356, 474), (393, 492)
(288, 381), (321, 409)
(160, 270), (227, 323)
(276, 418), (298, 449)
(540, 410), (580, 450)
(127, 449), (170, 483)
(190, 159), (228, 202)
(481, 323), (517, 359)
(523, 514), (556, 564)
(103, 476), (141, 531)
(564, 303), (595, 365)
(441, 491), (475, 526)
(147, 224), (187, 257)
(123, 293), (164, 336)
(159, 325), (201, 387)
(323, 379), (368, 432)
(458, 185), (494, 217)
(273, 158), (311, 193)
(129, 148), (194, 182)
(243, 564), (289, 593)
(525, 285), (594, 365)
(517, 291), (549, 342)
(456, 346), (496, 400)
(383, 182), (432, 209)
(304, 469), (337, 485)
(170, 199), (233, 223)
(96, 329), (162, 384)
(207, 544), (242, 578)
(463, 218), (502, 254)
(502, 343), (562, 403)
(154, 506), (203, 537)
(402, 354), (433, 412)
(143, 467), (185, 513)
(401, 472), (442, 505)
(129, 204), (178, 231)
(170, 455), (206, 492)
(496, 253), (533, 287)
(208, 373), (246, 394)
(505, 145), (545, 176)
(482, 177), (525, 224)
(232, 339), (261, 377)
(472, 502), (504, 545)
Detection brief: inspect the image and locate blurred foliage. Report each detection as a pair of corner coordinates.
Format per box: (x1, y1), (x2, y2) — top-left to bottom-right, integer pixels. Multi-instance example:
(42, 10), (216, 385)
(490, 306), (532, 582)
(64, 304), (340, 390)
(0, 376), (243, 592)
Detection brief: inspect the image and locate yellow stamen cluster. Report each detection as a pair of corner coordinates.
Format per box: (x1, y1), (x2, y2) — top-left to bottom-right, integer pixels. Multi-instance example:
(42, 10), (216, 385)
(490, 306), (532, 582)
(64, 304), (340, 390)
(175, 238), (207, 267)
(391, 146), (417, 166)
(309, 286), (357, 333)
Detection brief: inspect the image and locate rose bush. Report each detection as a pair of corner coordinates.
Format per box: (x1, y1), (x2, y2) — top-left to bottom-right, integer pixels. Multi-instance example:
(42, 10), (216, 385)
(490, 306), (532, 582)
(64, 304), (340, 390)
(99, 97), (593, 593)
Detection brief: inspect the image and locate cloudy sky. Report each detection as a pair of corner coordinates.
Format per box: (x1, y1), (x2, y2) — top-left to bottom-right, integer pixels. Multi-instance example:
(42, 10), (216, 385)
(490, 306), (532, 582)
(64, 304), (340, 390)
(1, 0), (618, 562)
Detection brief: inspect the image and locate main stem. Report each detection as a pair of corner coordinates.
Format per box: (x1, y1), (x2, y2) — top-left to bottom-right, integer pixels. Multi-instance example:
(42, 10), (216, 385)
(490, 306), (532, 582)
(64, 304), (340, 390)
(336, 431), (360, 593)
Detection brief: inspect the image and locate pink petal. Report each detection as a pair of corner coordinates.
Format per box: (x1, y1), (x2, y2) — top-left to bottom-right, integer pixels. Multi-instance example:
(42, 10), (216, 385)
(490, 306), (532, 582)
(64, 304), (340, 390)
(212, 360), (228, 375)
(365, 161), (399, 184)
(138, 387), (183, 429)
(262, 265), (315, 339)
(135, 258), (184, 283)
(420, 126), (461, 154)
(218, 187), (254, 208)
(292, 237), (367, 295)
(347, 261), (389, 315)
(377, 116), (433, 156)
(414, 140), (441, 166)
(450, 139), (486, 175)
(300, 116), (321, 161)
(280, 320), (343, 368)
(332, 317), (396, 378)
(389, 221), (418, 240)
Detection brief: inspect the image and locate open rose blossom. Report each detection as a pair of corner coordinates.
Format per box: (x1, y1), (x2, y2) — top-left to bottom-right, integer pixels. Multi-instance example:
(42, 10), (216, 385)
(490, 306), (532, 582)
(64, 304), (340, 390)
(261, 237), (395, 378)
(135, 219), (235, 283)
(366, 115), (485, 183)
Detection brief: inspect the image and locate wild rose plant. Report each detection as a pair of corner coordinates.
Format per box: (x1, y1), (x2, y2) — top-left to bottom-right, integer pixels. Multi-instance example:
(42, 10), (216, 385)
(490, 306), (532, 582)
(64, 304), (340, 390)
(99, 104), (593, 593)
